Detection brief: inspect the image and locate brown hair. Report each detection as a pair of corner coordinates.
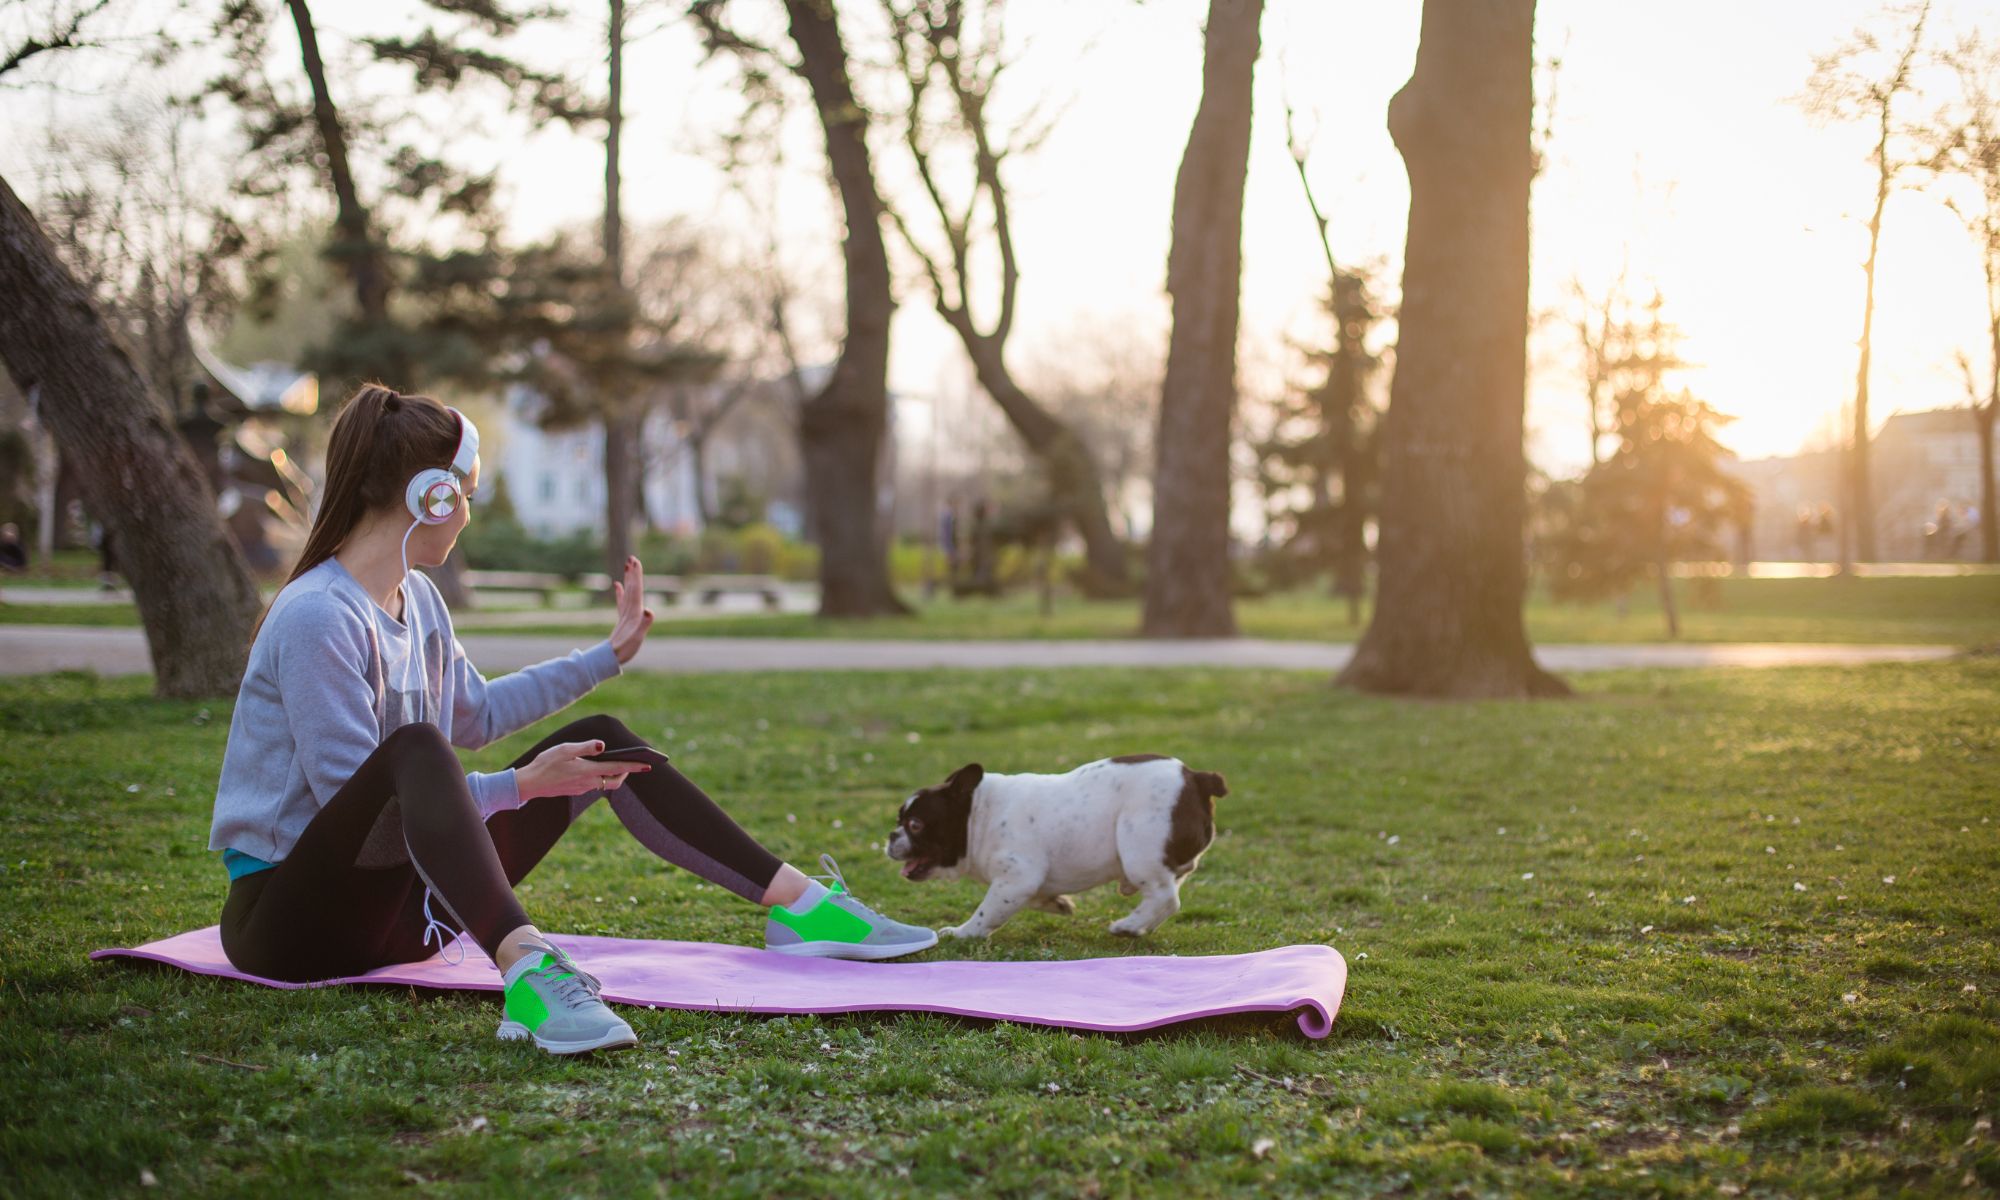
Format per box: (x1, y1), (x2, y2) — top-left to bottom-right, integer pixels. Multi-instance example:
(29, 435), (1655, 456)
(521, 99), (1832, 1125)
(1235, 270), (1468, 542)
(252, 383), (462, 638)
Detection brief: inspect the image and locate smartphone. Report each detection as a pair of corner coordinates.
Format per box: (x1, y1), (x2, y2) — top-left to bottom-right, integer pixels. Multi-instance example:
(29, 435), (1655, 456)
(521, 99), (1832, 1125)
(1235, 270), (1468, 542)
(585, 745), (673, 772)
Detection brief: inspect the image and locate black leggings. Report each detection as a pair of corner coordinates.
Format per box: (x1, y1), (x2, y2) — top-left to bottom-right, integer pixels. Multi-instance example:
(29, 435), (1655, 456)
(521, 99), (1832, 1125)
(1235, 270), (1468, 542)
(220, 714), (785, 982)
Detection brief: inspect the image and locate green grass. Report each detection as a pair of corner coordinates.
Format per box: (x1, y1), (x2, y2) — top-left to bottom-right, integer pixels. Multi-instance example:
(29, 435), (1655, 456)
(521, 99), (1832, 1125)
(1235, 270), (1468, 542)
(462, 575), (2000, 644)
(0, 602), (149, 625)
(4, 661), (2000, 1195)
(10, 574), (1995, 645)
(0, 549), (113, 584)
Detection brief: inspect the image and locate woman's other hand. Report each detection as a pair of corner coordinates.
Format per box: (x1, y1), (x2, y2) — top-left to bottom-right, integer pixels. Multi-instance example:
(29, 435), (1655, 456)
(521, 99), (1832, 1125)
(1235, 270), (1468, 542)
(609, 555), (655, 665)
(517, 739), (650, 800)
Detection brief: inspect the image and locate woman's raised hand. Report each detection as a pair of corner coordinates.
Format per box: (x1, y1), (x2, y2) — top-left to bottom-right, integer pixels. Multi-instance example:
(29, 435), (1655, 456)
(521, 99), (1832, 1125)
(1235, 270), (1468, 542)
(516, 739), (650, 801)
(609, 555), (654, 665)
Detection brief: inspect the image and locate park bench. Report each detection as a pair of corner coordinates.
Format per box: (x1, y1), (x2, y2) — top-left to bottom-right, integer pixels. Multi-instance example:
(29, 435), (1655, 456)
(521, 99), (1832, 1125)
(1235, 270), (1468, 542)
(690, 574), (784, 610)
(463, 569), (567, 605)
(579, 572), (685, 605)
(464, 570), (683, 607)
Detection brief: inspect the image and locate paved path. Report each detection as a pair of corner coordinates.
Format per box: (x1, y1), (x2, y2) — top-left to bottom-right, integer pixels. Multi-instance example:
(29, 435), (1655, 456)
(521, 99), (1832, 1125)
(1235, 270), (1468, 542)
(0, 624), (1961, 678)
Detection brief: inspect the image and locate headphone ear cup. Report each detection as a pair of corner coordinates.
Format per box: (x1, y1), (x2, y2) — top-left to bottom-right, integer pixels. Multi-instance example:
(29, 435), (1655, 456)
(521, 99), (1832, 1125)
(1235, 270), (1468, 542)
(406, 468), (460, 525)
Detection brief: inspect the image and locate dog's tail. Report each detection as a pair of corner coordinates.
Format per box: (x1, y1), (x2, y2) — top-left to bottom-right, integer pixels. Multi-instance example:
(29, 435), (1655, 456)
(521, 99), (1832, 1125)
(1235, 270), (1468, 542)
(1189, 769), (1229, 800)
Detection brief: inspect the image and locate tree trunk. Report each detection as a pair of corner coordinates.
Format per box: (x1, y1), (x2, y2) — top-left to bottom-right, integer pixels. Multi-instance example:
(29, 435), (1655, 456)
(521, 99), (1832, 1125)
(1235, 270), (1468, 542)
(784, 0), (907, 617)
(29, 412), (57, 559)
(603, 408), (642, 577)
(689, 428), (714, 526)
(803, 409), (906, 613)
(600, 0), (636, 587)
(284, 0), (392, 328)
(956, 333), (1128, 594)
(1143, 0), (1262, 638)
(0, 173), (260, 697)
(1333, 450), (1367, 623)
(422, 545), (474, 608)
(1336, 0), (1567, 699)
(1978, 401), (1998, 565)
(1843, 99), (1901, 571)
(604, 0), (624, 278)
(1656, 562), (1680, 639)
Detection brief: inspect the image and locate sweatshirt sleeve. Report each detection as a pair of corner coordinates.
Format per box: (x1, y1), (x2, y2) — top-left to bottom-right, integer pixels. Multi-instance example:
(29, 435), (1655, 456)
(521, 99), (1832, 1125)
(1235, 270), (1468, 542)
(273, 594), (390, 812)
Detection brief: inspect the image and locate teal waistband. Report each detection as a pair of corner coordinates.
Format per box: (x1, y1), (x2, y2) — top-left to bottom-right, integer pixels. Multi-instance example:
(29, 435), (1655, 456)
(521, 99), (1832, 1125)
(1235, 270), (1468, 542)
(222, 848), (276, 880)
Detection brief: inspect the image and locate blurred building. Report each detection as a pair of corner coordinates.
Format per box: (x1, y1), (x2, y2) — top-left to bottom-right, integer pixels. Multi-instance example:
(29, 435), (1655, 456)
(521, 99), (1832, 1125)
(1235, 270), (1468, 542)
(188, 346), (319, 571)
(498, 371), (814, 540)
(0, 350), (316, 570)
(1726, 408), (1991, 562)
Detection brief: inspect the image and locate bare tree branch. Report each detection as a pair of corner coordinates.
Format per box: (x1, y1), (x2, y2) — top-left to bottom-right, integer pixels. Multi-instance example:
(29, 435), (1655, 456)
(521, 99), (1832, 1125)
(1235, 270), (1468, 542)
(685, 0), (791, 70)
(0, 0), (115, 79)
(1279, 76), (1339, 290)
(875, 0), (1128, 591)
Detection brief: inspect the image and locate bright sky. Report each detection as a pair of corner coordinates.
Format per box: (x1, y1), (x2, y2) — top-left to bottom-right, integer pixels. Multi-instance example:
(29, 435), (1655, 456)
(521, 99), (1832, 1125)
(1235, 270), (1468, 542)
(7, 0), (1997, 478)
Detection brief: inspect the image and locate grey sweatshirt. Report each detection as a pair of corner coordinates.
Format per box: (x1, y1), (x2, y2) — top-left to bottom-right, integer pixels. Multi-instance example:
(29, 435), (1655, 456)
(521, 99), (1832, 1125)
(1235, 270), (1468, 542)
(208, 557), (622, 865)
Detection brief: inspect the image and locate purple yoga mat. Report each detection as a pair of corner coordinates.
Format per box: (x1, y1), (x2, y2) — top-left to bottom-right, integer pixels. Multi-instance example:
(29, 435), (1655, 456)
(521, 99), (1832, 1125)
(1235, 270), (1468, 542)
(92, 926), (1346, 1037)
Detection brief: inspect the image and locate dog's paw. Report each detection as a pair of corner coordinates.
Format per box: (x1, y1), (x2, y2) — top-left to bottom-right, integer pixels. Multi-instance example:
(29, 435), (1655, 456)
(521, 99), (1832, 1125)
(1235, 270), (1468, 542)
(1030, 894), (1076, 916)
(941, 923), (985, 940)
(1107, 918), (1148, 937)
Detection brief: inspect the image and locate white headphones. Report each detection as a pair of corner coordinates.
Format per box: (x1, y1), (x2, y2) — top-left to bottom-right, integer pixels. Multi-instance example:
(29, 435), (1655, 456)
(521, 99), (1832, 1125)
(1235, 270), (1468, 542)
(403, 407), (480, 525)
(386, 404), (479, 728)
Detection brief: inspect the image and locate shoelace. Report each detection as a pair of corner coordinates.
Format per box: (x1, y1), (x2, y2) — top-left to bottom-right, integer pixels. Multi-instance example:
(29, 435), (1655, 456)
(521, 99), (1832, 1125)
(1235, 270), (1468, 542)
(811, 853), (898, 923)
(518, 940), (606, 1010)
(815, 852), (854, 898)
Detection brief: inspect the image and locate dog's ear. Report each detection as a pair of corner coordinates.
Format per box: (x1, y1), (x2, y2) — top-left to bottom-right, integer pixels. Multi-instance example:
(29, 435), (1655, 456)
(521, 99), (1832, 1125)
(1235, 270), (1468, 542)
(946, 763), (984, 793)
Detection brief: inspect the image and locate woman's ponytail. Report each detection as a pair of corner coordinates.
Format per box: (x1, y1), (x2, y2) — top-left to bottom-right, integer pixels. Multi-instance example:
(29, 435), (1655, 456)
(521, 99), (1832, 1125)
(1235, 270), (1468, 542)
(248, 383), (460, 640)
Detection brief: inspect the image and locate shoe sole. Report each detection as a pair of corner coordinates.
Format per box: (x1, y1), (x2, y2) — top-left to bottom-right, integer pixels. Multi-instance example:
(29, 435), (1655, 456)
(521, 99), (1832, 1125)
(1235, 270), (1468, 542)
(496, 1020), (639, 1055)
(765, 930), (940, 960)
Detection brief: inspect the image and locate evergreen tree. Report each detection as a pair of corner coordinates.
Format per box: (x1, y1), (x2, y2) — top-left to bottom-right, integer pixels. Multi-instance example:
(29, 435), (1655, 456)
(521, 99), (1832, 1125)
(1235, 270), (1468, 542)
(1254, 266), (1386, 622)
(1539, 295), (1749, 638)
(204, 0), (595, 388)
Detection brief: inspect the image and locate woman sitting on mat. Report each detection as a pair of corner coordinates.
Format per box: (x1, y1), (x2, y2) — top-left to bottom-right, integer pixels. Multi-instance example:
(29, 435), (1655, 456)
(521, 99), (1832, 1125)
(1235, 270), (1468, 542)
(208, 384), (935, 1056)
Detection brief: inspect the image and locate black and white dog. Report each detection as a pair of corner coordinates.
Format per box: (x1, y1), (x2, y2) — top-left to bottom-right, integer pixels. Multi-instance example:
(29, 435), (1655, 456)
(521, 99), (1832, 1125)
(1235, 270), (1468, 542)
(885, 755), (1228, 939)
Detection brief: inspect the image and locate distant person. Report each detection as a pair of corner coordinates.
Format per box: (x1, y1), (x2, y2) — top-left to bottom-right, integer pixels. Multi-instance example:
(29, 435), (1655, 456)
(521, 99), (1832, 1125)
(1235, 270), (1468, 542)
(0, 523), (26, 573)
(208, 384), (934, 1057)
(1926, 501), (1957, 560)
(94, 522), (119, 591)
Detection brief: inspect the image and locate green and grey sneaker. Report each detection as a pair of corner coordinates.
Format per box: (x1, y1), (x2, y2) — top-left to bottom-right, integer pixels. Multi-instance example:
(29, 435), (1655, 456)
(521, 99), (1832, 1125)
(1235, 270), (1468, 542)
(766, 855), (939, 961)
(497, 938), (637, 1055)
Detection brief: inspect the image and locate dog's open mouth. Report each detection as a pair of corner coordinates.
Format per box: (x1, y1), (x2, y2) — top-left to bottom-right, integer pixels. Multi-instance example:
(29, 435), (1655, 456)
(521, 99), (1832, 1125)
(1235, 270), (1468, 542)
(899, 858), (933, 881)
